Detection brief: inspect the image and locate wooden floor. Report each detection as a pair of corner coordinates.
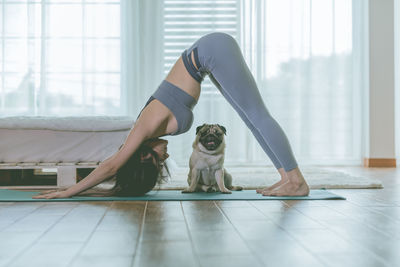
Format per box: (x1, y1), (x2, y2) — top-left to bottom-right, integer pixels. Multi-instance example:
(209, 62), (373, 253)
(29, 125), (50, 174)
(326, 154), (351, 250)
(0, 166), (399, 267)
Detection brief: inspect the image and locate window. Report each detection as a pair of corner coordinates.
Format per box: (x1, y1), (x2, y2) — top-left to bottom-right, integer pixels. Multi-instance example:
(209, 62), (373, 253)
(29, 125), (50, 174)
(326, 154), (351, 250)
(0, 0), (121, 116)
(163, 0), (239, 93)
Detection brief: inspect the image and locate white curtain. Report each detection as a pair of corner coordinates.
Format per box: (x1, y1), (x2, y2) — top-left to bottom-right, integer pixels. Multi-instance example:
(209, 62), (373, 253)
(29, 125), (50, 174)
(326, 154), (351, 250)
(121, 0), (164, 116)
(234, 0), (365, 167)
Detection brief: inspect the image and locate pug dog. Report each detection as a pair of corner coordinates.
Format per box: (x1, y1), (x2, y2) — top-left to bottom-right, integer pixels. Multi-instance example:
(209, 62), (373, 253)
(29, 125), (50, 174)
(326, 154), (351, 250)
(182, 124), (243, 194)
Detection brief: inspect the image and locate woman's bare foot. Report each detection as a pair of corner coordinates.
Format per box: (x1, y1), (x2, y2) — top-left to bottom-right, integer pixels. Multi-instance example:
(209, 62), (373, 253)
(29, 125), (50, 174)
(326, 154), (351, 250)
(262, 167), (310, 196)
(256, 168), (288, 193)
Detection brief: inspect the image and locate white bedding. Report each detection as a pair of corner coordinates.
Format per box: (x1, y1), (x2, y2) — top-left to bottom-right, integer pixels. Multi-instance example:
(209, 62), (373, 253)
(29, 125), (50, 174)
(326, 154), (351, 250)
(0, 116), (135, 163)
(0, 116), (134, 132)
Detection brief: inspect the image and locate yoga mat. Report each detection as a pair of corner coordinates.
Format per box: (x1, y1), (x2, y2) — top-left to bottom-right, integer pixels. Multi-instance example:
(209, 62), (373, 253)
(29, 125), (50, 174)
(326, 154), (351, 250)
(0, 189), (345, 202)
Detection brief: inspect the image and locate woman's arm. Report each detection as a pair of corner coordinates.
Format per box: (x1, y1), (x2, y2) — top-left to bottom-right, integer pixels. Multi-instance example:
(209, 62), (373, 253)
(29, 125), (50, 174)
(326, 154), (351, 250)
(32, 101), (176, 199)
(32, 126), (149, 199)
(32, 159), (117, 199)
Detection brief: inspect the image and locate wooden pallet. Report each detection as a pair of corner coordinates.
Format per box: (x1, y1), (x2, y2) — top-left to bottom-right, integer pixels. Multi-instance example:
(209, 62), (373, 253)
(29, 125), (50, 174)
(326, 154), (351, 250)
(0, 162), (99, 189)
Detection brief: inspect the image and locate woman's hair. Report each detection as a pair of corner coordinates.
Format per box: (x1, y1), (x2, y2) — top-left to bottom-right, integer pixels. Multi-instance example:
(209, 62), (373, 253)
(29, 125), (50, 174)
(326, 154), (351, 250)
(111, 143), (170, 196)
(108, 144), (169, 197)
(77, 141), (170, 197)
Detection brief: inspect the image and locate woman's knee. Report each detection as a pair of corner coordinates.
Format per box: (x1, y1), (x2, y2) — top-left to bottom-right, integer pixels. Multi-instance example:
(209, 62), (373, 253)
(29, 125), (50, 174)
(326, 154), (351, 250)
(202, 32), (238, 50)
(208, 32), (236, 42)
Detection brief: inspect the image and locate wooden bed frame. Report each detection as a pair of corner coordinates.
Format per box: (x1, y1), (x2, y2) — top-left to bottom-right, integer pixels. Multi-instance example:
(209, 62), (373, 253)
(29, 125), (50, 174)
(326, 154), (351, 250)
(0, 162), (99, 189)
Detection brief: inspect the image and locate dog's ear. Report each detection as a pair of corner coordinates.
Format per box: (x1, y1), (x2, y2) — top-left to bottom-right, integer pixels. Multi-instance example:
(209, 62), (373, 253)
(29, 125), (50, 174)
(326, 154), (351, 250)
(196, 124), (205, 135)
(218, 124), (227, 135)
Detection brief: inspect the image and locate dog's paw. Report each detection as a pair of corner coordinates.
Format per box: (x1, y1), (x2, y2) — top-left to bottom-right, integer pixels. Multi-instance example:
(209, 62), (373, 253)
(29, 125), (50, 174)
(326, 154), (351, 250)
(221, 190), (232, 194)
(206, 187), (216, 193)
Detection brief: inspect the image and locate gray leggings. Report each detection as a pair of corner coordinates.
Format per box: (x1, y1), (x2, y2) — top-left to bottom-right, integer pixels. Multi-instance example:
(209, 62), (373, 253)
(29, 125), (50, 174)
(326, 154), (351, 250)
(183, 32), (298, 172)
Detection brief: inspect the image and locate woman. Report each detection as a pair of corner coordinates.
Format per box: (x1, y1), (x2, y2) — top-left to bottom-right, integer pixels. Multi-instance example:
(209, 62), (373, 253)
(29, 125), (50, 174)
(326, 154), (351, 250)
(33, 32), (309, 199)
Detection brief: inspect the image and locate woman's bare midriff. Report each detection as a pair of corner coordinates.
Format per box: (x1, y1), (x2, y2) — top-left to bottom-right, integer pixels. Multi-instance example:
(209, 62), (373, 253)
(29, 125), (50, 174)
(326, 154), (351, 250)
(145, 51), (201, 136)
(164, 52), (201, 101)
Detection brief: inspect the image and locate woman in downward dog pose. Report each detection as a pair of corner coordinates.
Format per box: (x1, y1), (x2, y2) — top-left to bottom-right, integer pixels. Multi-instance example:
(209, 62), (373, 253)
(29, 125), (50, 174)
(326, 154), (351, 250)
(33, 32), (309, 199)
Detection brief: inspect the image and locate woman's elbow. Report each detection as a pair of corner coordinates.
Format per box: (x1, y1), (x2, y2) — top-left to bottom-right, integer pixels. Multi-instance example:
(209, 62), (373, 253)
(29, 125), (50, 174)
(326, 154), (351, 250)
(101, 161), (119, 177)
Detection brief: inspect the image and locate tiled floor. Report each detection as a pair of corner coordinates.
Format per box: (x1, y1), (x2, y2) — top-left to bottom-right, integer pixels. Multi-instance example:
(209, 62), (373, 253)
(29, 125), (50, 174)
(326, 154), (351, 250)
(0, 166), (399, 267)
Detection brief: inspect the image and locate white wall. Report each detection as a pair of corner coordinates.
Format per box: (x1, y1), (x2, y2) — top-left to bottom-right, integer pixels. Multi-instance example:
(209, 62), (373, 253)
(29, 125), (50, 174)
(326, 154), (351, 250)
(367, 0), (396, 159)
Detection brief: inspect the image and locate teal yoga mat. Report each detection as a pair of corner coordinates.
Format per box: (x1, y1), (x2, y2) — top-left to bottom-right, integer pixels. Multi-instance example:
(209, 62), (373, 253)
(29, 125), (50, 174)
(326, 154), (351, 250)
(0, 189), (345, 202)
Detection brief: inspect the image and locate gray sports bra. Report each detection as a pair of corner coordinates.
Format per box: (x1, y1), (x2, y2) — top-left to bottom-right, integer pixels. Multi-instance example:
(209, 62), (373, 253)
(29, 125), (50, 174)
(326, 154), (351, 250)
(140, 80), (197, 136)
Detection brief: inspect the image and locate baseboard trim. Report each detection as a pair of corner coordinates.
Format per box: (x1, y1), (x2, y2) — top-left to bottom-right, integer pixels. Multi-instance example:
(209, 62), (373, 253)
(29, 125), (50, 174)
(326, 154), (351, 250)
(364, 158), (397, 167)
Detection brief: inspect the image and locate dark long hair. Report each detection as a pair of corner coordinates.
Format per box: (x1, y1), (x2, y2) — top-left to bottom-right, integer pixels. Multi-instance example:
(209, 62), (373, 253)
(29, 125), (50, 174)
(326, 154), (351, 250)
(75, 142), (170, 197)
(110, 142), (170, 196)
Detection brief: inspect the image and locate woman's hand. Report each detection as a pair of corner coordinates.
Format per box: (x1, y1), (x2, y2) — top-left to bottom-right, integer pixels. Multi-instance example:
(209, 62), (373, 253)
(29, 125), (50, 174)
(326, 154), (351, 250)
(36, 189), (58, 195)
(32, 161), (117, 200)
(32, 189), (71, 199)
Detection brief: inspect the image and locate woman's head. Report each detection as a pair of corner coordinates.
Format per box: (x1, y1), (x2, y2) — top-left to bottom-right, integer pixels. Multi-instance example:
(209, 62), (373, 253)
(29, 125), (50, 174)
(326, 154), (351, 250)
(112, 138), (170, 196)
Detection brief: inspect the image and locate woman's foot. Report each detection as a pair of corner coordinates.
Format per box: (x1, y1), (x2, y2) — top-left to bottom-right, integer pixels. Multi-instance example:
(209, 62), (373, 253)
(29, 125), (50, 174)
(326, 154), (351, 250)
(262, 167), (310, 196)
(256, 168), (288, 194)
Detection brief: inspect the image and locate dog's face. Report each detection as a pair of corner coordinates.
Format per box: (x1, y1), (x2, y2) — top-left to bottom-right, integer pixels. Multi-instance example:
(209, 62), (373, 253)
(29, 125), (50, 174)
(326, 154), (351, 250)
(195, 124), (227, 151)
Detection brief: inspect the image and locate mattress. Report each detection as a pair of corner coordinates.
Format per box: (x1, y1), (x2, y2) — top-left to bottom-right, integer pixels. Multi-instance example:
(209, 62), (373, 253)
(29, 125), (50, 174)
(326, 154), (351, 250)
(0, 116), (135, 163)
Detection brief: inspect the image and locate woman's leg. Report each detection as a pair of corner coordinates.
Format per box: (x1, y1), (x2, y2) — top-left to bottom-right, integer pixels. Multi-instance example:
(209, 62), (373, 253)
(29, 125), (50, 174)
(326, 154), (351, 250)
(197, 32), (309, 196)
(209, 73), (289, 193)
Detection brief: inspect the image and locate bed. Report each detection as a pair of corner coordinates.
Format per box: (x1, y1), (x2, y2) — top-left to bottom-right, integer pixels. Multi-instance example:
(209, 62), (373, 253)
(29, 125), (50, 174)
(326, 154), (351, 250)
(0, 116), (135, 188)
